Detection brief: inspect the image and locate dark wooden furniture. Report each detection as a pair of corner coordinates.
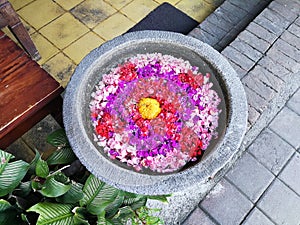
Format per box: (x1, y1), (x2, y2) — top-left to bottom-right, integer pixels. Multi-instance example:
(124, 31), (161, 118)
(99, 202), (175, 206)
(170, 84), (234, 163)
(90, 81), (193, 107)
(0, 30), (64, 149)
(0, 0), (40, 60)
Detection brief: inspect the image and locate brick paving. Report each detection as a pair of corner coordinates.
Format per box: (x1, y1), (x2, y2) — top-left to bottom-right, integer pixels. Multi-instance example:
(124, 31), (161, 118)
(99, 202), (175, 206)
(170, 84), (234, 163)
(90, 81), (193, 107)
(183, 0), (300, 224)
(188, 0), (272, 51)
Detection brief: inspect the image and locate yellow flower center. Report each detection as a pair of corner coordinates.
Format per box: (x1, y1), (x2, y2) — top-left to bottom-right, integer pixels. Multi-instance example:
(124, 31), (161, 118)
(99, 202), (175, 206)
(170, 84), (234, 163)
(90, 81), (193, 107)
(138, 98), (161, 120)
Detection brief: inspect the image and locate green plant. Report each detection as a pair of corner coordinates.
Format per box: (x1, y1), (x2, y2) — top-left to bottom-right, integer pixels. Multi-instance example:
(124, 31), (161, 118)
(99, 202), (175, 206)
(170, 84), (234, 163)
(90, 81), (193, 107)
(0, 129), (168, 225)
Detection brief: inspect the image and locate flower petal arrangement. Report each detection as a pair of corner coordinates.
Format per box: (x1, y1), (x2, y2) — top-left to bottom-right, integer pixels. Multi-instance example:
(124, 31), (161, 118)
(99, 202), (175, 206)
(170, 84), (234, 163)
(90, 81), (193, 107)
(90, 53), (221, 173)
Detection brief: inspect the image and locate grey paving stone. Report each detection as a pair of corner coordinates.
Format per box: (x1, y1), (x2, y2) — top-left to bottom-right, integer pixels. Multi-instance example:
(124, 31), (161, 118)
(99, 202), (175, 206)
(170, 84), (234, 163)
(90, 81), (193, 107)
(225, 58), (248, 78)
(5, 138), (35, 162)
(260, 8), (290, 30)
(248, 105), (260, 126)
(276, 0), (300, 14)
(229, 0), (261, 13)
(295, 16), (300, 26)
(254, 14), (285, 36)
(288, 23), (300, 38)
(246, 22), (278, 44)
(221, 1), (248, 19)
(250, 0), (273, 16)
(213, 44), (222, 52)
(244, 86), (268, 113)
(238, 30), (271, 53)
(270, 107), (300, 149)
(22, 115), (61, 154)
(204, 12), (234, 33)
(273, 38), (300, 63)
(280, 30), (300, 50)
(287, 89), (300, 114)
(198, 20), (228, 40)
(247, 65), (284, 92)
(268, 1), (297, 21)
(258, 57), (290, 80)
(268, 1), (298, 22)
(226, 152), (274, 202)
(189, 28), (219, 46)
(236, 16), (253, 31)
(242, 74), (276, 101)
(207, 8), (235, 27)
(200, 179), (253, 225)
(248, 128), (295, 175)
(218, 28), (241, 51)
(266, 47), (300, 73)
(214, 6), (241, 25)
(242, 208), (275, 225)
(182, 207), (216, 225)
(230, 38), (262, 62)
(279, 152), (300, 195)
(258, 179), (300, 225)
(222, 46), (255, 71)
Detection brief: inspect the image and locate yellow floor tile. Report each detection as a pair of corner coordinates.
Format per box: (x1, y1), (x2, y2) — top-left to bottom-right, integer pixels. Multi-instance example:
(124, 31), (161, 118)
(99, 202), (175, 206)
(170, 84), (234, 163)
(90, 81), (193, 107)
(10, 0), (34, 10)
(70, 0), (117, 28)
(176, 0), (215, 22)
(93, 13), (135, 41)
(105, 0), (133, 10)
(42, 53), (76, 88)
(63, 32), (105, 64)
(39, 13), (89, 49)
(20, 18), (36, 35)
(121, 0), (159, 23)
(31, 32), (59, 65)
(55, 0), (84, 10)
(18, 0), (64, 30)
(156, 0), (180, 5)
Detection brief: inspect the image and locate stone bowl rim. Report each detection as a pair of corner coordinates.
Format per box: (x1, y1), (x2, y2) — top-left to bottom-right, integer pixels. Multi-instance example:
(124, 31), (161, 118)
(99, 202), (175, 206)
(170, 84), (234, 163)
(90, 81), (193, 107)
(63, 30), (248, 195)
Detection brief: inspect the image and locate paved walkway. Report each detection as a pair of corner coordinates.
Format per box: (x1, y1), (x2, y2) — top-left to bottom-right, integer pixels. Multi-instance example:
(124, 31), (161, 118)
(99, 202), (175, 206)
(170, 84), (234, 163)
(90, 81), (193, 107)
(183, 0), (300, 224)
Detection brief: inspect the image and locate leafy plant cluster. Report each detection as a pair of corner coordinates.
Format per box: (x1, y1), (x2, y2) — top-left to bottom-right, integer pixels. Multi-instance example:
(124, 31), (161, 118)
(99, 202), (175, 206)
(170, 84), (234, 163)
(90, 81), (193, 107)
(0, 129), (167, 225)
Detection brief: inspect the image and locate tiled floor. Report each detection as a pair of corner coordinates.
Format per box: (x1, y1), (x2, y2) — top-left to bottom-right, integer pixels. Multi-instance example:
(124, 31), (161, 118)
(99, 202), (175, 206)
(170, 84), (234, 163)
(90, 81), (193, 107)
(5, 0), (221, 87)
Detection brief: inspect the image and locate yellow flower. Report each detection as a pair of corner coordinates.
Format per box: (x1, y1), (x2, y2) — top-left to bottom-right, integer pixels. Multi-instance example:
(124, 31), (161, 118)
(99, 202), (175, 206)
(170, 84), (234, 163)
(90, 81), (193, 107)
(138, 98), (161, 120)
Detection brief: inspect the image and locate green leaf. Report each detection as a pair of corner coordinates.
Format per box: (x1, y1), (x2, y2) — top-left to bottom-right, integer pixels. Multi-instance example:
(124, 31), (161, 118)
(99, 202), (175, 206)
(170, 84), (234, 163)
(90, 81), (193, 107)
(0, 199), (22, 225)
(80, 175), (119, 215)
(97, 214), (113, 225)
(40, 174), (71, 197)
(97, 211), (123, 225)
(28, 150), (41, 176)
(112, 206), (134, 223)
(54, 172), (70, 184)
(46, 146), (77, 165)
(28, 202), (74, 225)
(13, 181), (32, 197)
(0, 199), (11, 212)
(146, 194), (171, 203)
(136, 207), (164, 225)
(0, 150), (29, 197)
(47, 129), (69, 147)
(73, 207), (90, 225)
(123, 195), (147, 211)
(104, 191), (125, 218)
(31, 178), (44, 191)
(0, 150), (13, 172)
(56, 182), (84, 204)
(36, 157), (49, 178)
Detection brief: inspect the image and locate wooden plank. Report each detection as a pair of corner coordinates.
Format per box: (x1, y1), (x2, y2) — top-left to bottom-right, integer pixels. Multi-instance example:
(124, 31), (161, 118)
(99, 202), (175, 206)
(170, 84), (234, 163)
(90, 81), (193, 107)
(0, 32), (63, 140)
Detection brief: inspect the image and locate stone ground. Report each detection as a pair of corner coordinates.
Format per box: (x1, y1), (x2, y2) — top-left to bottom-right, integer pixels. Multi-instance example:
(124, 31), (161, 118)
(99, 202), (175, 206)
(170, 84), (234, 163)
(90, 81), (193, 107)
(182, 0), (300, 224)
(4, 0), (300, 224)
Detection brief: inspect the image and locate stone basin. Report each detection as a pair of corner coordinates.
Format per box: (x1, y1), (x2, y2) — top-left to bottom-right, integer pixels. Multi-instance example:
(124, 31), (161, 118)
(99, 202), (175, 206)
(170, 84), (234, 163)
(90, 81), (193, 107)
(63, 31), (247, 195)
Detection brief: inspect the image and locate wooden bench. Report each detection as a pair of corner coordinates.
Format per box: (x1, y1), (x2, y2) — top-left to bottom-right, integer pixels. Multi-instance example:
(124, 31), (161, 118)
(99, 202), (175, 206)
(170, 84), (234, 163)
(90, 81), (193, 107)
(0, 30), (64, 149)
